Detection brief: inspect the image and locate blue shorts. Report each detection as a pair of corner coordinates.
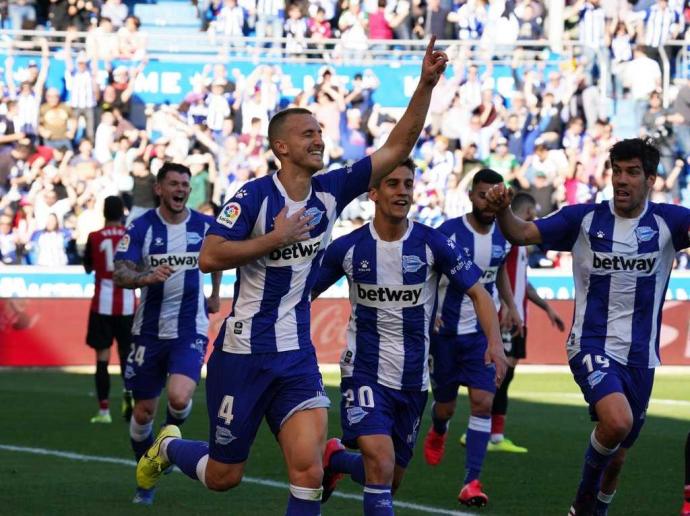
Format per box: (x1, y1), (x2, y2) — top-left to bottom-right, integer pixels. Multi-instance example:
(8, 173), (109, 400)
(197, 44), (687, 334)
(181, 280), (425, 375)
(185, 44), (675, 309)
(124, 333), (207, 400)
(340, 376), (428, 469)
(569, 351), (655, 449)
(206, 347), (331, 464)
(429, 332), (497, 403)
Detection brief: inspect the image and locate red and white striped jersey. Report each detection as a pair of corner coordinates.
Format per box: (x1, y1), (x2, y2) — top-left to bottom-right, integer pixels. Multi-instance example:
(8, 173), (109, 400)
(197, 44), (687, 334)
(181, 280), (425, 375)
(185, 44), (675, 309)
(85, 226), (135, 316)
(505, 244), (528, 324)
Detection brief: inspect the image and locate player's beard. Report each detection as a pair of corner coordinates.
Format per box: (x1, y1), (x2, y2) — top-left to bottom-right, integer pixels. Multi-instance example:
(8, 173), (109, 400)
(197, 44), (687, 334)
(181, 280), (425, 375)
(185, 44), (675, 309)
(472, 205), (495, 226)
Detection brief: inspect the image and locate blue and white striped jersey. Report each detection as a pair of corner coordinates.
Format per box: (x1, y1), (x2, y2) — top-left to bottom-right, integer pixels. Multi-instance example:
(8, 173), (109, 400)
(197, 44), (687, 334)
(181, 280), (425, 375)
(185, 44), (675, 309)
(314, 221), (482, 391)
(207, 157), (372, 354)
(436, 215), (510, 336)
(535, 201), (690, 368)
(114, 208), (214, 339)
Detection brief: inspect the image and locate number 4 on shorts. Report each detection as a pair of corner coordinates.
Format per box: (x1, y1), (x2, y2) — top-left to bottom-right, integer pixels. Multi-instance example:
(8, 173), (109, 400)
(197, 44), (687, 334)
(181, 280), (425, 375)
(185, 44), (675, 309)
(218, 395), (235, 424)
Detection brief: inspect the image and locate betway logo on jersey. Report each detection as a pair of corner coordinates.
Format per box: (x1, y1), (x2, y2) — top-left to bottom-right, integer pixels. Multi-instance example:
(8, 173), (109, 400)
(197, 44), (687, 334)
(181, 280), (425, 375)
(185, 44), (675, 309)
(354, 282), (424, 308)
(148, 252), (199, 270)
(479, 266), (498, 284)
(267, 235), (323, 267)
(592, 253), (657, 274)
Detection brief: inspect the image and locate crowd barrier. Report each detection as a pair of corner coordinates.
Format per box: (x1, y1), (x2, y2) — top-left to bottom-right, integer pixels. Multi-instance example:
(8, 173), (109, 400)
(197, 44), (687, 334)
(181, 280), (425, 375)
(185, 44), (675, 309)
(1, 266), (688, 366)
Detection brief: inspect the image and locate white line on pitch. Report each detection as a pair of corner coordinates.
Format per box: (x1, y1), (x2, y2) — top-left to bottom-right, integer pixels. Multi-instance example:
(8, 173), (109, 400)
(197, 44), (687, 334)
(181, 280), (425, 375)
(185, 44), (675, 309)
(511, 391), (690, 407)
(0, 444), (473, 516)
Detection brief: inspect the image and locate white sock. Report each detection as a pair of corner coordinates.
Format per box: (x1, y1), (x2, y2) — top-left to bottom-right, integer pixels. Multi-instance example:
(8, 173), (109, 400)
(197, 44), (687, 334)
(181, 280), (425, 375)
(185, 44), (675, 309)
(289, 484), (323, 501)
(490, 433), (504, 443)
(196, 454), (209, 487)
(168, 399), (193, 420)
(129, 418), (153, 442)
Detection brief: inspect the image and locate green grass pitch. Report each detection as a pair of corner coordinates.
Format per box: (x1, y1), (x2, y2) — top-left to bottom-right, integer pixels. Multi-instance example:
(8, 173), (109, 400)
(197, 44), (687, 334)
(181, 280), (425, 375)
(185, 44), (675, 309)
(0, 369), (688, 515)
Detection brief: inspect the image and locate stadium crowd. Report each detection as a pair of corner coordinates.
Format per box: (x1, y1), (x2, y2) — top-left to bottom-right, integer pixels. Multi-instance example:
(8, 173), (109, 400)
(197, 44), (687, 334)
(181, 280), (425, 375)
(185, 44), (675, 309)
(1, 0), (690, 268)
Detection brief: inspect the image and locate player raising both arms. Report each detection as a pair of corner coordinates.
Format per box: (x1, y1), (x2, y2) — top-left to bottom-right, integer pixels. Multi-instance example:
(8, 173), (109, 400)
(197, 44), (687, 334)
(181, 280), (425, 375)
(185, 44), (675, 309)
(485, 138), (690, 516)
(311, 159), (505, 515)
(113, 162), (222, 505)
(83, 196), (136, 424)
(133, 37), (448, 516)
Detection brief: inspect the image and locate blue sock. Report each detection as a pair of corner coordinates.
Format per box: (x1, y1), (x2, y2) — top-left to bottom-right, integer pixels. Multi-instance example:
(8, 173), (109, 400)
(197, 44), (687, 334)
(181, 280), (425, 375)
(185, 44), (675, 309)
(285, 485), (321, 516)
(363, 484), (394, 515)
(431, 403), (449, 435)
(165, 400), (192, 427)
(464, 415), (491, 484)
(579, 431), (619, 495)
(329, 450), (366, 485)
(166, 439), (208, 480)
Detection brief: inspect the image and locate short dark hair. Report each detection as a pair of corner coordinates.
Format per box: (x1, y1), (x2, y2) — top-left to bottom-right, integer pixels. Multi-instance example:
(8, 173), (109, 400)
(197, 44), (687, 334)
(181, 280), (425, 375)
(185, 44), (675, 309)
(267, 107), (314, 150)
(472, 168), (503, 188)
(371, 157), (416, 189)
(609, 138), (660, 177)
(157, 162), (192, 182)
(511, 192), (536, 213)
(103, 195), (124, 222)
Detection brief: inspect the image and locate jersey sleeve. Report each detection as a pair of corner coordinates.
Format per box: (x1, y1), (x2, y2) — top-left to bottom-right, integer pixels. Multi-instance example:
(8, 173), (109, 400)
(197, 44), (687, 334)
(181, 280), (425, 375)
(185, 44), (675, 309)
(114, 220), (146, 263)
(206, 183), (261, 241)
(430, 228), (482, 296)
(312, 236), (348, 298)
(316, 156), (372, 214)
(657, 204), (690, 251)
(533, 204), (592, 252)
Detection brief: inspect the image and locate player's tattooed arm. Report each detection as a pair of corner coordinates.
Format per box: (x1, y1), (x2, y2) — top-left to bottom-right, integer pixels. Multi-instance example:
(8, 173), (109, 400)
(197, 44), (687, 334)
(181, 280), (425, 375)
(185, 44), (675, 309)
(369, 36), (448, 187)
(113, 260), (174, 289)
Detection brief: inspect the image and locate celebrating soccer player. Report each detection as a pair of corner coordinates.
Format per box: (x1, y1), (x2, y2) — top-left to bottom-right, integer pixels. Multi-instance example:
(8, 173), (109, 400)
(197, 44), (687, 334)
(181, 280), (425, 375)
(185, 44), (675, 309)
(132, 37), (448, 515)
(83, 196), (136, 424)
(422, 168), (520, 507)
(113, 162), (222, 505)
(310, 159), (505, 515)
(485, 138), (690, 515)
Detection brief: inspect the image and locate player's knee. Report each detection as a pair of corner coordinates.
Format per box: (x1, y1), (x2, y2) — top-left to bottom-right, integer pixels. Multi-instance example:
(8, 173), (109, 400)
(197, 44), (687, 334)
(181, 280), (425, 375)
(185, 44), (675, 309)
(434, 402), (456, 420)
(602, 414), (633, 442)
(289, 462), (324, 488)
(167, 392), (192, 411)
(205, 468), (243, 491)
(363, 450), (395, 484)
(469, 397), (492, 417)
(132, 403), (155, 424)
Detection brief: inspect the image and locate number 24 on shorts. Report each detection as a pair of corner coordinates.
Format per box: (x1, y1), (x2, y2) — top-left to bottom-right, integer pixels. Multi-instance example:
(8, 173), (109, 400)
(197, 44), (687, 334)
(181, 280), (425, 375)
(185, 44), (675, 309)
(127, 345), (146, 366)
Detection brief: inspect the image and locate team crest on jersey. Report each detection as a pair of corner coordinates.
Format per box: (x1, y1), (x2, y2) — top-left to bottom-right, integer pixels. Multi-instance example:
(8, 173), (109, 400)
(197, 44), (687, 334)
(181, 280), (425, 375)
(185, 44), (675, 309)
(491, 245), (505, 259)
(187, 232), (203, 245)
(402, 255), (425, 273)
(304, 207), (324, 226)
(153, 237), (165, 247)
(635, 226), (657, 243)
(116, 234), (130, 252)
(358, 260), (370, 273)
(218, 202), (242, 228)
(587, 370), (607, 389)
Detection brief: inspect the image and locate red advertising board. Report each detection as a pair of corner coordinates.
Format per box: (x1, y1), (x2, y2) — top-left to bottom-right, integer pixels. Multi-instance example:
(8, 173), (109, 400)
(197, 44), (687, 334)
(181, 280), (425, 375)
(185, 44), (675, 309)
(1, 298), (689, 366)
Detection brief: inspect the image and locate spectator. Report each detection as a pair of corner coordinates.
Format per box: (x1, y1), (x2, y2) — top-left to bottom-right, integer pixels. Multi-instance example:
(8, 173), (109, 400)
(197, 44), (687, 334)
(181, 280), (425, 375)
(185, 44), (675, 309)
(284, 4), (309, 55)
(27, 213), (70, 266)
(86, 17), (120, 62)
(8, 0), (36, 30)
(118, 15), (147, 60)
(100, 0), (128, 29)
(65, 35), (99, 141)
(127, 158), (156, 223)
(38, 88), (76, 150)
(0, 212), (19, 264)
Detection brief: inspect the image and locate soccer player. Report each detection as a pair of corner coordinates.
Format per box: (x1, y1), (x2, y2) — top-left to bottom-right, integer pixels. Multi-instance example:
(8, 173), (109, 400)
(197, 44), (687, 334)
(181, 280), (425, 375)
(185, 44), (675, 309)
(488, 192), (565, 453)
(132, 37), (449, 516)
(310, 159), (506, 515)
(113, 162), (222, 504)
(422, 168), (522, 507)
(485, 138), (690, 515)
(84, 196), (136, 424)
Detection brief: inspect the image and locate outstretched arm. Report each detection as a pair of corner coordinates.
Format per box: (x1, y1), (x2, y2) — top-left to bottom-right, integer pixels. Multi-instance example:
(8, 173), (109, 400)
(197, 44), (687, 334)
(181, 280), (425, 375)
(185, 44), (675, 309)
(369, 36), (448, 186)
(485, 183), (542, 246)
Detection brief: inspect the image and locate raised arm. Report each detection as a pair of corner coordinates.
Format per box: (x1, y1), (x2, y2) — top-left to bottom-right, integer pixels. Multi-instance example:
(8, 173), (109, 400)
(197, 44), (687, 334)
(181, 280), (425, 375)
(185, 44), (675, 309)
(485, 183), (542, 246)
(369, 36), (448, 186)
